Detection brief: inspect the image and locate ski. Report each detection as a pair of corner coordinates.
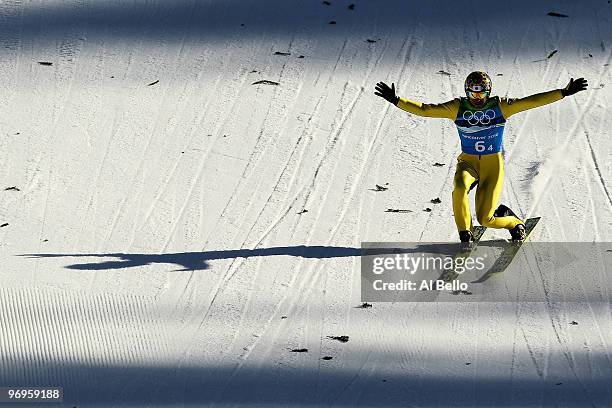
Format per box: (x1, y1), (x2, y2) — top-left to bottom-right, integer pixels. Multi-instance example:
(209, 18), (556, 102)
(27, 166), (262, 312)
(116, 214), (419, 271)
(472, 217), (541, 283)
(437, 225), (487, 283)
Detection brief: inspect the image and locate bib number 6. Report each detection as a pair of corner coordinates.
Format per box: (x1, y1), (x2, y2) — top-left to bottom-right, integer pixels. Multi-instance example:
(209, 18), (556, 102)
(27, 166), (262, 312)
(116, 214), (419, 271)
(474, 141), (494, 153)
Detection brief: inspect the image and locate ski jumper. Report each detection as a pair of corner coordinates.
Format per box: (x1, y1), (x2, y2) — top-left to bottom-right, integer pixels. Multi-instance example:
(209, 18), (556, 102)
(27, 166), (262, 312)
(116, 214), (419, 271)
(396, 89), (564, 232)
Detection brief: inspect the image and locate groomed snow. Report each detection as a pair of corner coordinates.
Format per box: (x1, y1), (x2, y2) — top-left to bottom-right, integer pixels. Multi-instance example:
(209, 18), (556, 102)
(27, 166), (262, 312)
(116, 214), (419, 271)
(0, 0), (611, 406)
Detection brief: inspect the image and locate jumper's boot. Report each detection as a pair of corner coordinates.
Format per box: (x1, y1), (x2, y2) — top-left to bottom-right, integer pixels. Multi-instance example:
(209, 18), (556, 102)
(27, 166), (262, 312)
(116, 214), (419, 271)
(459, 230), (473, 242)
(494, 204), (526, 242)
(458, 230), (474, 250)
(509, 224), (526, 242)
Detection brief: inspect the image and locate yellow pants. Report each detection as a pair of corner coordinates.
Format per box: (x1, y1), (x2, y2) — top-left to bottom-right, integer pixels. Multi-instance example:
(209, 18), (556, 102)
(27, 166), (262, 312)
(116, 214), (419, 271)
(452, 152), (523, 232)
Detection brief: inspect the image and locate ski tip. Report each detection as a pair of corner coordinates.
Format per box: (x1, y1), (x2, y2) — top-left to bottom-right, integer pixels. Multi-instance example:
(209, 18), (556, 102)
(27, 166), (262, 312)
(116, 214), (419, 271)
(525, 217), (541, 228)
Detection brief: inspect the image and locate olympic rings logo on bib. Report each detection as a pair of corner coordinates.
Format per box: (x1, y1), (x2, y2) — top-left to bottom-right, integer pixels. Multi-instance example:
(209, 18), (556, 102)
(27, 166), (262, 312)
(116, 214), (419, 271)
(462, 109), (496, 126)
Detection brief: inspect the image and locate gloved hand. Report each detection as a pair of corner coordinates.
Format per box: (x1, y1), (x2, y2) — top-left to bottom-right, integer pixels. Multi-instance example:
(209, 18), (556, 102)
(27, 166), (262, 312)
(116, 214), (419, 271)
(561, 77), (588, 96)
(375, 82), (399, 105)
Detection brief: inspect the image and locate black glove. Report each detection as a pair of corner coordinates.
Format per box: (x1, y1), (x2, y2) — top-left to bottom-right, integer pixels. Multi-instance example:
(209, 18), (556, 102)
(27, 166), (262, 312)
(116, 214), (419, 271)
(561, 77), (588, 96)
(375, 82), (399, 105)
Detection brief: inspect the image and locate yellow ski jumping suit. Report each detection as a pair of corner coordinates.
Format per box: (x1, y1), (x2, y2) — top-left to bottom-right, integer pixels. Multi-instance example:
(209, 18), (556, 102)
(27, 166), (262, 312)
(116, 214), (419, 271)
(396, 89), (564, 233)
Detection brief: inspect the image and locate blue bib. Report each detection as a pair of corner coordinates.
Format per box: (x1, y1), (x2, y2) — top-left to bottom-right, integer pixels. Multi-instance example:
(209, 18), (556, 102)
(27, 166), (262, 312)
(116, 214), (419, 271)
(454, 97), (506, 155)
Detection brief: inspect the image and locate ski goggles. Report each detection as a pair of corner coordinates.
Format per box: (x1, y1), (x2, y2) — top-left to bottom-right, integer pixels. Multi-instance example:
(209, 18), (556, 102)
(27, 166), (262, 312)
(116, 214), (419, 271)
(467, 90), (489, 99)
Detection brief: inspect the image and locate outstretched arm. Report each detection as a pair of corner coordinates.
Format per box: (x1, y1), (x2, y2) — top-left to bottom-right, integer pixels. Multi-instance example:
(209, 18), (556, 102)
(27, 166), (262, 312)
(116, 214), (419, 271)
(375, 82), (458, 119)
(500, 78), (588, 119)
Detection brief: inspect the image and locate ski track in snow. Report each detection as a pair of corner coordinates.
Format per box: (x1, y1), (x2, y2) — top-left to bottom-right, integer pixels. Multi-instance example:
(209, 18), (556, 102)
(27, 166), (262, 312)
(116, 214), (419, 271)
(0, 0), (611, 407)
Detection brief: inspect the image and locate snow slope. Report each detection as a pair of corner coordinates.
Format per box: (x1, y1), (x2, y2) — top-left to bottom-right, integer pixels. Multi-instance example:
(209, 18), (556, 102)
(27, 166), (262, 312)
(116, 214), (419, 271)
(0, 0), (611, 406)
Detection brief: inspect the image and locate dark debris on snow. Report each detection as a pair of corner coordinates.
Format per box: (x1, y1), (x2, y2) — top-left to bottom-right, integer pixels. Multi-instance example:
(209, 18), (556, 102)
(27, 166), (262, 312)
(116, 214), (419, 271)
(252, 80), (280, 86)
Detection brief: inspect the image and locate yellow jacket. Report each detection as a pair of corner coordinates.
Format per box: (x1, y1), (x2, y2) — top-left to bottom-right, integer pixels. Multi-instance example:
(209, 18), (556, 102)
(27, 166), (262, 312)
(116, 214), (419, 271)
(396, 89), (564, 120)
